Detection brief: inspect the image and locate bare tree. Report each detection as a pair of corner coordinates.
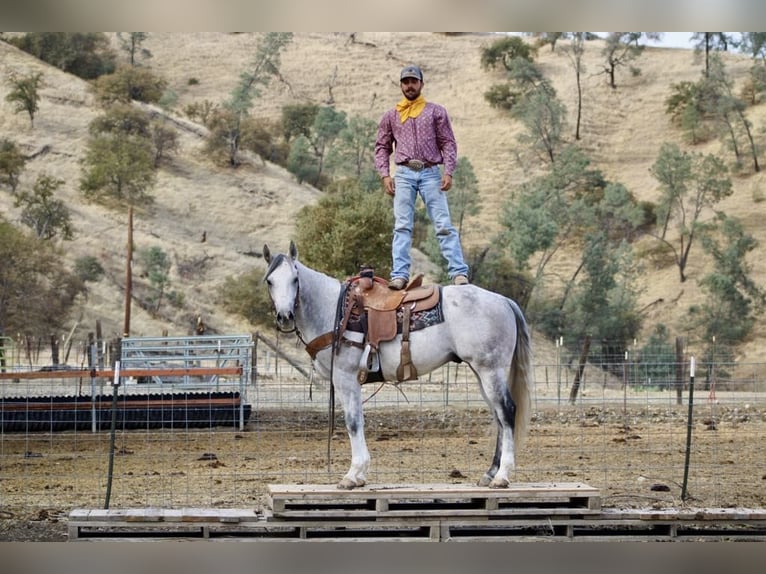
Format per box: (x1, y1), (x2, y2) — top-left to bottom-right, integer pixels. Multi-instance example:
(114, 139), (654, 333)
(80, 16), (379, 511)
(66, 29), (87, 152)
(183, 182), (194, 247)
(562, 33), (586, 140)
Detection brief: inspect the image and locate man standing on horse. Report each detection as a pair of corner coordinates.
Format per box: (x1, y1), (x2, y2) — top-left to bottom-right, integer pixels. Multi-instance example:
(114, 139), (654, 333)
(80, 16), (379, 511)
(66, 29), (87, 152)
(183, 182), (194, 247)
(374, 64), (470, 290)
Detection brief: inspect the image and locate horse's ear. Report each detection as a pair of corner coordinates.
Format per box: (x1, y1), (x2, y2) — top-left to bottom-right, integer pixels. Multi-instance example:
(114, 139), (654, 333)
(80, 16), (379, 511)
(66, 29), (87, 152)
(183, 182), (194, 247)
(289, 240), (298, 261)
(263, 244), (271, 264)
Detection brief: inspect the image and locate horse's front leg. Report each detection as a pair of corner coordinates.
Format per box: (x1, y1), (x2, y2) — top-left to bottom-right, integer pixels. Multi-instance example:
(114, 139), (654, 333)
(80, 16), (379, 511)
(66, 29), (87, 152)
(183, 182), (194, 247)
(333, 371), (370, 489)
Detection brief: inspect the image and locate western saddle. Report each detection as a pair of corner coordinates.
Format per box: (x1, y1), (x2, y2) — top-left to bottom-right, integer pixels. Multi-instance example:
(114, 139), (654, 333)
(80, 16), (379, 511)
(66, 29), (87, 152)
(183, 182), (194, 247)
(304, 267), (442, 384)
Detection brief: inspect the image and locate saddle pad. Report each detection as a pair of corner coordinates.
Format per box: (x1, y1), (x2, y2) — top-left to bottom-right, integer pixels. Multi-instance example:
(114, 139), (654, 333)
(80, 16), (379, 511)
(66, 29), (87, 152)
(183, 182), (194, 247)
(345, 288), (444, 335)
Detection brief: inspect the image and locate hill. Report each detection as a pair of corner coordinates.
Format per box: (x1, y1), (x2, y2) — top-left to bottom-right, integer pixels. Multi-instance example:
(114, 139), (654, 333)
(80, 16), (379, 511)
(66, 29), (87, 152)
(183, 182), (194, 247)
(1, 32), (764, 370)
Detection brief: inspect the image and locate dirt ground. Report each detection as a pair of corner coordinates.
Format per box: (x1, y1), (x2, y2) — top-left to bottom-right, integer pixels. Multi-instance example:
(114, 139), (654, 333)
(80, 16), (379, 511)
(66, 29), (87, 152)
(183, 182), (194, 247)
(1, 401), (764, 541)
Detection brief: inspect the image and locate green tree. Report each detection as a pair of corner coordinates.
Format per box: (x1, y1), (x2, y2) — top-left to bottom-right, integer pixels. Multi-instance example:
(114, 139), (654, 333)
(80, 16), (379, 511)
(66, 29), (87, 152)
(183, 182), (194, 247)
(534, 32), (571, 52)
(484, 58), (547, 114)
(486, 58), (566, 164)
(740, 32), (766, 61)
(7, 33), (115, 79)
(741, 65), (766, 105)
(448, 157), (482, 236)
(222, 269), (273, 326)
(691, 32), (739, 77)
(465, 246), (532, 305)
(688, 213), (766, 346)
(294, 182), (392, 278)
(286, 135), (318, 185)
(138, 246), (171, 313)
(288, 106), (347, 187)
(80, 133), (156, 205)
(480, 35), (538, 71)
(5, 72), (43, 127)
(636, 324), (677, 389)
(117, 32), (151, 66)
(705, 55), (760, 173)
(14, 174), (75, 240)
(499, 146), (644, 318)
(149, 120), (179, 166)
(281, 103), (319, 142)
(74, 255), (105, 283)
(92, 65), (167, 105)
(563, 233), (642, 362)
(600, 32), (660, 89)
(325, 114), (378, 189)
(514, 86), (567, 163)
(89, 103), (151, 137)
(0, 139), (26, 193)
(221, 32), (292, 166)
(81, 105), (159, 204)
(562, 32), (586, 140)
(649, 143), (732, 282)
(0, 219), (85, 338)
(665, 79), (717, 144)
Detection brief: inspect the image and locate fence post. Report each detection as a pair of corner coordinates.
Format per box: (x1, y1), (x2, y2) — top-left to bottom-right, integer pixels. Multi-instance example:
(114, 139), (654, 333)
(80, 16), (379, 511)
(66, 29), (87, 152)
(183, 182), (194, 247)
(675, 337), (684, 405)
(681, 356), (696, 501)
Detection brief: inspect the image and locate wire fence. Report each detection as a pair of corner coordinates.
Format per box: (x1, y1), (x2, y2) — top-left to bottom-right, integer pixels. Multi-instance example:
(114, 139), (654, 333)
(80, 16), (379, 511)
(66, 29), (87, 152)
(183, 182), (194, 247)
(0, 332), (764, 515)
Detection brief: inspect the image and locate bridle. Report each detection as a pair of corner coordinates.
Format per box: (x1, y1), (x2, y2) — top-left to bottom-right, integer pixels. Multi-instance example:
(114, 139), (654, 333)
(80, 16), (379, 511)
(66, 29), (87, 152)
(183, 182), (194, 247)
(264, 254), (301, 336)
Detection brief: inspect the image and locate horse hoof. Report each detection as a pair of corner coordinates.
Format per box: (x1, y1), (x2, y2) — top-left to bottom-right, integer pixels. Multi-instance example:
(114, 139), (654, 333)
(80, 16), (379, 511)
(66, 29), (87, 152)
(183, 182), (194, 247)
(337, 478), (365, 490)
(477, 475), (492, 487)
(488, 478), (509, 489)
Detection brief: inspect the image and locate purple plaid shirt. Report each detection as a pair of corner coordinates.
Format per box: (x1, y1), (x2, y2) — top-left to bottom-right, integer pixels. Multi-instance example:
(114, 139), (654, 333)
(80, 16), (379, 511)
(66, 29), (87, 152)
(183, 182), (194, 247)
(374, 102), (458, 178)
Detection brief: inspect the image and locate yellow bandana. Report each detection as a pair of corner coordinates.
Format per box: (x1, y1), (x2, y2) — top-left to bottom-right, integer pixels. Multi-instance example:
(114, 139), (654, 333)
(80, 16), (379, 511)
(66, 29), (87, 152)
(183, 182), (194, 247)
(396, 95), (426, 123)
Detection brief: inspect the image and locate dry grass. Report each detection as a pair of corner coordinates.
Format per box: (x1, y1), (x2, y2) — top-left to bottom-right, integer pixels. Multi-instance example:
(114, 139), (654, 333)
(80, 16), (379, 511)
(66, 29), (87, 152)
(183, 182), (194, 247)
(1, 32), (765, 371)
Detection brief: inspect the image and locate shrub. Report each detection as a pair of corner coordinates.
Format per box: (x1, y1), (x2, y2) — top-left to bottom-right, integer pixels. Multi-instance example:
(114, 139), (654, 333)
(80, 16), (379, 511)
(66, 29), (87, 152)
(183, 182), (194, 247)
(74, 255), (105, 282)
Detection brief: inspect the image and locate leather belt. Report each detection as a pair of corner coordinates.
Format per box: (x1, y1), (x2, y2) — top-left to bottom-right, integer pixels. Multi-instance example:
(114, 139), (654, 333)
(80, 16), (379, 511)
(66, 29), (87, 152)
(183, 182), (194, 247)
(399, 159), (436, 171)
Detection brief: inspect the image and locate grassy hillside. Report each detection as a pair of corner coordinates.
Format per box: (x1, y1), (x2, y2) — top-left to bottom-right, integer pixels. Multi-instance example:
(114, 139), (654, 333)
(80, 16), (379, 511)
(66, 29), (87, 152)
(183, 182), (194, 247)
(1, 32), (764, 369)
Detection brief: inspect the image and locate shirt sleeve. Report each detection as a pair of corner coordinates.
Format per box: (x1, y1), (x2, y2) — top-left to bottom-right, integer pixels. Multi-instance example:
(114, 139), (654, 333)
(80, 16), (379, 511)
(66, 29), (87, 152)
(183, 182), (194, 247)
(374, 111), (395, 178)
(434, 105), (457, 176)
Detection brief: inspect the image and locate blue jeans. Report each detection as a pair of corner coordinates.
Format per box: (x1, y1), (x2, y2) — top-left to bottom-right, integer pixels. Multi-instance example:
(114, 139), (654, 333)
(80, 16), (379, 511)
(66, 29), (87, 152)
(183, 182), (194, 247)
(391, 165), (469, 280)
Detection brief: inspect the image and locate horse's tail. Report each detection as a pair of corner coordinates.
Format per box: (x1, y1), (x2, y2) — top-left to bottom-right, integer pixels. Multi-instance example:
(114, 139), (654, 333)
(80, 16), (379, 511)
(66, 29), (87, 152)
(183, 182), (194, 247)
(507, 298), (533, 448)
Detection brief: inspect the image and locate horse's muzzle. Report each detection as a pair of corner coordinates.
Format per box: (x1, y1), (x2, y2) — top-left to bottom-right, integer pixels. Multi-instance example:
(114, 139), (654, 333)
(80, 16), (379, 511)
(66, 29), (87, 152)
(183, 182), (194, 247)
(275, 310), (295, 332)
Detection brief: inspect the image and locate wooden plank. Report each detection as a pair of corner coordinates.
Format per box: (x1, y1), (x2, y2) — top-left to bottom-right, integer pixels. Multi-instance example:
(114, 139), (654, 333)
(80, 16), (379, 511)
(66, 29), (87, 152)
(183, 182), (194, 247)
(267, 482), (600, 507)
(1, 397), (242, 412)
(69, 507), (259, 523)
(0, 366), (242, 380)
(266, 482), (602, 518)
(68, 502), (766, 542)
(266, 506), (600, 521)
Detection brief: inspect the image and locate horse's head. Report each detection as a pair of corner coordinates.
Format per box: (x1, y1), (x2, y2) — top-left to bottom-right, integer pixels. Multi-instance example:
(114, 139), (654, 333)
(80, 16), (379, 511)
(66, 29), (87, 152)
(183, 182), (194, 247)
(263, 241), (299, 333)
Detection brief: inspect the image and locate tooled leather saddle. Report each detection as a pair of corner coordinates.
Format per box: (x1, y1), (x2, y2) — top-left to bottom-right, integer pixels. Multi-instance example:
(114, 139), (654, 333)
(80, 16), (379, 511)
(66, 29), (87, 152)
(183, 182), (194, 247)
(304, 266), (444, 384)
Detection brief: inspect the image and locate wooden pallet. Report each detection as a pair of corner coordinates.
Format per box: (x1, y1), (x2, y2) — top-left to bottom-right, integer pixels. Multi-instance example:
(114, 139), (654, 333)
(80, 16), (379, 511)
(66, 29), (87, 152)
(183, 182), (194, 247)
(67, 483), (766, 541)
(68, 508), (263, 540)
(266, 482), (602, 520)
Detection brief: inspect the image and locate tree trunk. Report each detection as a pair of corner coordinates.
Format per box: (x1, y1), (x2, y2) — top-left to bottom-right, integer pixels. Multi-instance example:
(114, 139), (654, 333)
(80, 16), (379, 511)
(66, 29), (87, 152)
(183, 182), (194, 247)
(123, 206), (133, 337)
(568, 335), (591, 404)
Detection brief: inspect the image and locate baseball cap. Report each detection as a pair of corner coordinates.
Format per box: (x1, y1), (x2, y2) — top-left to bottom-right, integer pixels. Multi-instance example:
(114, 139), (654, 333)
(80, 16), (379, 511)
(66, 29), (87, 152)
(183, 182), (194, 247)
(400, 65), (423, 81)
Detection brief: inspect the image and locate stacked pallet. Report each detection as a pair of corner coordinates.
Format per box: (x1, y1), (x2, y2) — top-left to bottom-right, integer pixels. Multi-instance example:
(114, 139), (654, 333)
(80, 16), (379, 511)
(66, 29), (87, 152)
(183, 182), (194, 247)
(67, 483), (766, 541)
(264, 482), (601, 541)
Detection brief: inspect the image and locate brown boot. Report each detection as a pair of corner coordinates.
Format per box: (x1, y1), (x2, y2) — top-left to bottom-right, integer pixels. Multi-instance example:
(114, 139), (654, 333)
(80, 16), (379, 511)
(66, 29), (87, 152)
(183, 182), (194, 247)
(388, 277), (407, 290)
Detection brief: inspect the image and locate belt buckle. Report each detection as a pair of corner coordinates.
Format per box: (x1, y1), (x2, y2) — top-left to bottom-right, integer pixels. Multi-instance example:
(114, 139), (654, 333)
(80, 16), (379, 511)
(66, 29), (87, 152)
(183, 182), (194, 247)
(409, 159), (425, 170)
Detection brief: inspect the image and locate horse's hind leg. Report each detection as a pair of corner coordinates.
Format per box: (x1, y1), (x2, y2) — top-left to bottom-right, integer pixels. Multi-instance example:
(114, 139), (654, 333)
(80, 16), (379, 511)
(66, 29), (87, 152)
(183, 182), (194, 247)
(475, 367), (517, 488)
(478, 432), (502, 487)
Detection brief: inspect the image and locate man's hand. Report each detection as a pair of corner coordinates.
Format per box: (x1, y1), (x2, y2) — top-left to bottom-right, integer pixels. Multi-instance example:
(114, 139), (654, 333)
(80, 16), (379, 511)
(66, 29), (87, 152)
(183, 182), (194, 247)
(382, 175), (395, 196)
(441, 174), (452, 191)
